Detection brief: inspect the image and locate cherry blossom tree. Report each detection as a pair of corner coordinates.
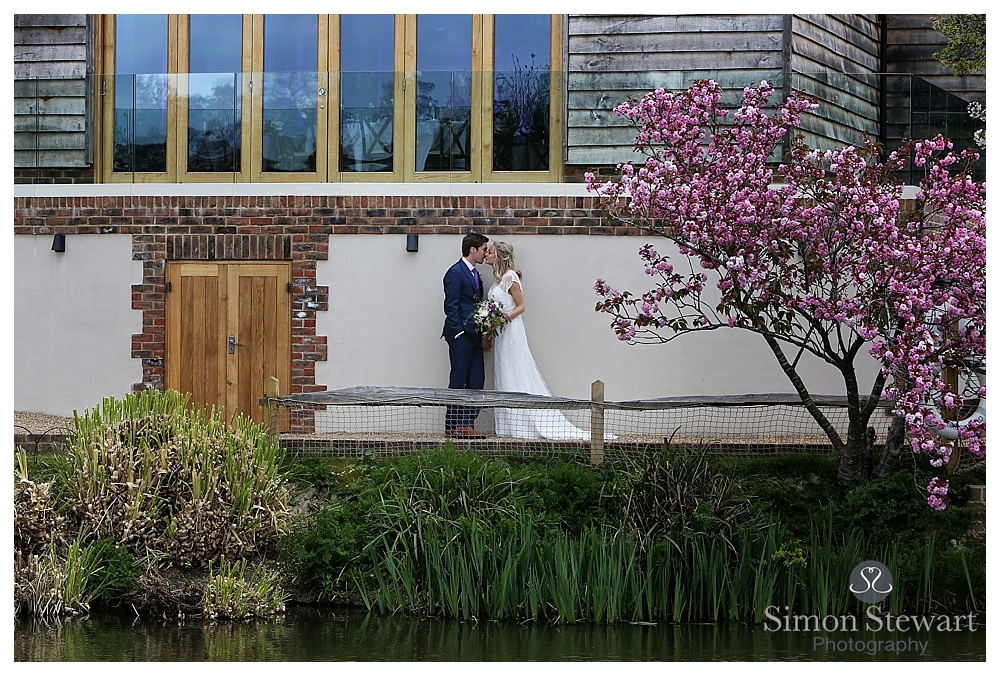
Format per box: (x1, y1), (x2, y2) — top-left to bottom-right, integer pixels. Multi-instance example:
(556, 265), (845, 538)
(587, 80), (985, 496)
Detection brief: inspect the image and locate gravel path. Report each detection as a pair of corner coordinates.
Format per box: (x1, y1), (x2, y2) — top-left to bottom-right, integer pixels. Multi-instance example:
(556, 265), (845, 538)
(14, 411), (73, 435)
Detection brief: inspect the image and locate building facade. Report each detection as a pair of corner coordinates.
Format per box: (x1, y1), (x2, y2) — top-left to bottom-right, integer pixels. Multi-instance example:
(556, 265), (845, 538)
(14, 14), (985, 418)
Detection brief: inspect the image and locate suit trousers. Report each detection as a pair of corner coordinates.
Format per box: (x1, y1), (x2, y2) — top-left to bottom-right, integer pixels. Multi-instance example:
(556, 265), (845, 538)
(445, 332), (484, 430)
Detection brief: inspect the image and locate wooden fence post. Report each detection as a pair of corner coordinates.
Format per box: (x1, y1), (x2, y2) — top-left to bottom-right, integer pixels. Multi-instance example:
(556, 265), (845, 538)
(262, 377), (280, 443)
(591, 380), (605, 468)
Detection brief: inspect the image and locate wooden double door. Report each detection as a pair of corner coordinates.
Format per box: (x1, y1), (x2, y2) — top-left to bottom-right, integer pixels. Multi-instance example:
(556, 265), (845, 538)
(166, 262), (291, 423)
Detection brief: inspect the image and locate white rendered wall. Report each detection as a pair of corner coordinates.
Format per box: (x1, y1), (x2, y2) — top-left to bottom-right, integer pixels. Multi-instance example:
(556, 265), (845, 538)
(15, 235), (144, 416)
(316, 235), (883, 402)
(12, 231), (883, 417)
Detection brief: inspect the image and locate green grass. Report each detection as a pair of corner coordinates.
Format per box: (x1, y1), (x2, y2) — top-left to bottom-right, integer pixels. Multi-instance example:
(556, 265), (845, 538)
(281, 448), (985, 622)
(18, 438), (984, 623)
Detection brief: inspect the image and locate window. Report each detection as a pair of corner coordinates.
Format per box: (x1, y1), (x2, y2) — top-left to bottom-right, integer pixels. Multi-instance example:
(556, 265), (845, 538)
(183, 14), (245, 179)
(493, 15), (552, 173)
(99, 14), (562, 183)
(112, 14), (170, 177)
(415, 14), (473, 173)
(262, 14), (319, 174)
(340, 15), (396, 174)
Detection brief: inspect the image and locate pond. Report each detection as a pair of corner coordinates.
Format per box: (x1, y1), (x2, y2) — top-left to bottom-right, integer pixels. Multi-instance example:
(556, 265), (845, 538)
(14, 607), (986, 661)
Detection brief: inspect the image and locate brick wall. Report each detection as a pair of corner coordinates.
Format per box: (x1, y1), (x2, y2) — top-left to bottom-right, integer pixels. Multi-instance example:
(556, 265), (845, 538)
(14, 194), (619, 394)
(563, 165), (623, 183)
(14, 167), (95, 184)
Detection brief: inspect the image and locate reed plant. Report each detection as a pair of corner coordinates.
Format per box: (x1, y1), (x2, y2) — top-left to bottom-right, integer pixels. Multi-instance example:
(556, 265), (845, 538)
(14, 450), (66, 557)
(917, 534), (936, 615)
(610, 447), (754, 538)
(202, 555), (288, 620)
(14, 530), (108, 618)
(288, 449), (984, 624)
(351, 510), (982, 624)
(58, 389), (291, 567)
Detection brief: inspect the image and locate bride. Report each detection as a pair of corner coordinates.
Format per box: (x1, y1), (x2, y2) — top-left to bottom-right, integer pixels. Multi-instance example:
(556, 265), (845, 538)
(484, 241), (601, 440)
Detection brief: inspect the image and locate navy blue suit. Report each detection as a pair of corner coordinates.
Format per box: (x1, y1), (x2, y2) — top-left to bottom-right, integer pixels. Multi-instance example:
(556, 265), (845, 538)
(442, 259), (485, 430)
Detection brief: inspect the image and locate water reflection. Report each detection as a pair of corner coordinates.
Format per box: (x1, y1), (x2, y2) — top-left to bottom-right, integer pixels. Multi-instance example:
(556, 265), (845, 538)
(14, 607), (986, 661)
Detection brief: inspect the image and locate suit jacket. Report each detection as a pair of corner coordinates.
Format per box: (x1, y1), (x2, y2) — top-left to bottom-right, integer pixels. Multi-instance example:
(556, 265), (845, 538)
(442, 259), (484, 339)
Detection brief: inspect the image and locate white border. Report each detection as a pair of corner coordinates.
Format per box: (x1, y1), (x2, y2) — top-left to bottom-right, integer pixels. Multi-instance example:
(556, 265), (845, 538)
(13, 182), (597, 198)
(13, 182), (920, 200)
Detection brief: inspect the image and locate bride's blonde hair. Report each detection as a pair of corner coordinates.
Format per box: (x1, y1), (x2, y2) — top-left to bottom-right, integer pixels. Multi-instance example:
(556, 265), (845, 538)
(490, 241), (522, 283)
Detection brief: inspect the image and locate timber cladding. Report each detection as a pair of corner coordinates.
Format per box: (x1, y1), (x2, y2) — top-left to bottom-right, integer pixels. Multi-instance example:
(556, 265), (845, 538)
(14, 194), (621, 397)
(14, 15), (94, 172)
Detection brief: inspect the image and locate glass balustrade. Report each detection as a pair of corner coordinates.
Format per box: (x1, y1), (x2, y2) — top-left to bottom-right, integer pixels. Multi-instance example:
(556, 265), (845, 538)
(13, 71), (985, 183)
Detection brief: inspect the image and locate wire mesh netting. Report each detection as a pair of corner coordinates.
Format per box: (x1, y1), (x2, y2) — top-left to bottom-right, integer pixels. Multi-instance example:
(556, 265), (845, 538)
(273, 387), (896, 459)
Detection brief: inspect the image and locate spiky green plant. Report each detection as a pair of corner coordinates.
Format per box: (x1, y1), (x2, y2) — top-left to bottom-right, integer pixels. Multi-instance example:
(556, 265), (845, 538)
(14, 530), (108, 618)
(57, 389), (291, 567)
(202, 555), (288, 620)
(14, 450), (66, 557)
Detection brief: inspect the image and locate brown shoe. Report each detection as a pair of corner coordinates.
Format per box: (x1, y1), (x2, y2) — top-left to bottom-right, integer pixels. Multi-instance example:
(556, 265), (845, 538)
(453, 426), (486, 439)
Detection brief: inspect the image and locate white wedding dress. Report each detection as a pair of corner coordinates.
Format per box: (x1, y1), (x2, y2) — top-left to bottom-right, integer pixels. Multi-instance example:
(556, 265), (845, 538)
(489, 270), (595, 440)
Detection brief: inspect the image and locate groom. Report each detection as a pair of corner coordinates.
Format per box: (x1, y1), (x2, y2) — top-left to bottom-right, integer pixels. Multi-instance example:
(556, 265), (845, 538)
(442, 232), (490, 439)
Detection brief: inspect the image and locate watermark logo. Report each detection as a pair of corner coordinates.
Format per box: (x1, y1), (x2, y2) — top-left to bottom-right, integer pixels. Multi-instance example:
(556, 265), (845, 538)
(849, 559), (893, 603)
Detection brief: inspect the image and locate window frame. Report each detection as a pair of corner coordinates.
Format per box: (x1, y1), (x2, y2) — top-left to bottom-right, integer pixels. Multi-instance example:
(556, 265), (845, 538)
(248, 14), (331, 184)
(400, 14), (485, 183)
(96, 13), (563, 184)
(481, 14), (563, 183)
(329, 15), (406, 183)
(100, 14), (180, 183)
(176, 14), (253, 183)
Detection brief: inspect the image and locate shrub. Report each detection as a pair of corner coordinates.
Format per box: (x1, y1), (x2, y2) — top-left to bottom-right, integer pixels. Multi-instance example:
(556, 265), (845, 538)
(281, 499), (373, 595)
(14, 531), (109, 618)
(609, 446), (757, 537)
(57, 389), (292, 567)
(88, 539), (143, 599)
(202, 556), (287, 620)
(830, 469), (976, 545)
(712, 454), (842, 538)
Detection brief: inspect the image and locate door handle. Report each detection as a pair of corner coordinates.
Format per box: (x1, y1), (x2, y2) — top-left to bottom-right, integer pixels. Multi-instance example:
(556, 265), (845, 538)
(228, 336), (244, 354)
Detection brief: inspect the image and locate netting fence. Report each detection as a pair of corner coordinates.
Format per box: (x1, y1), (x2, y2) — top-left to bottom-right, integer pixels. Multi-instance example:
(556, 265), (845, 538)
(269, 384), (896, 461)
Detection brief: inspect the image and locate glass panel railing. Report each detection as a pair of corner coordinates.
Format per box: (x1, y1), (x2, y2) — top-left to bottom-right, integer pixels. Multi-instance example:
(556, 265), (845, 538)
(897, 74), (985, 183)
(13, 71), (984, 184)
(493, 67), (551, 172)
(262, 71), (319, 173)
(340, 71), (394, 173)
(415, 70), (472, 172)
(114, 73), (169, 173)
(187, 72), (242, 173)
(788, 72), (985, 180)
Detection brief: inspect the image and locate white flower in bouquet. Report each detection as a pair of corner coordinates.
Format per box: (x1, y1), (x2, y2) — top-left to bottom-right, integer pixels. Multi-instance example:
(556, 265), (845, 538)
(471, 298), (510, 340)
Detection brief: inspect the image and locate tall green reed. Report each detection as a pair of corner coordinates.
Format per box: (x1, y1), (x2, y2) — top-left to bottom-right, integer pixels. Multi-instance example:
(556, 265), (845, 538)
(58, 389), (290, 567)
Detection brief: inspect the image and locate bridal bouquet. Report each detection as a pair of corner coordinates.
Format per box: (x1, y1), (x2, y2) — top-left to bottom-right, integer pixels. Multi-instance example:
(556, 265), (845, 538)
(471, 298), (510, 340)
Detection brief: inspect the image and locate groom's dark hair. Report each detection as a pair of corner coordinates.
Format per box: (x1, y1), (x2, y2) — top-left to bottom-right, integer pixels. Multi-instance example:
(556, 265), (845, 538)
(462, 233), (489, 257)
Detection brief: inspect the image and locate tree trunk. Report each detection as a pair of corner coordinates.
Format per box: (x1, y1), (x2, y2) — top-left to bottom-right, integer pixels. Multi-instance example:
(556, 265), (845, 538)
(861, 426), (875, 482)
(838, 409), (883, 487)
(874, 415), (906, 478)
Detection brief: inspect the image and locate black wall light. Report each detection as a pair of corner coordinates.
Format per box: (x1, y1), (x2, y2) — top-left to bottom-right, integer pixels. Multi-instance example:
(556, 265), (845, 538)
(406, 233), (419, 252)
(51, 233), (66, 253)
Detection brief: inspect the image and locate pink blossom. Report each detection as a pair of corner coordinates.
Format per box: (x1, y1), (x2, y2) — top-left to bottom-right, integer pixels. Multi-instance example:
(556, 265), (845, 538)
(587, 80), (985, 506)
(927, 495), (947, 511)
